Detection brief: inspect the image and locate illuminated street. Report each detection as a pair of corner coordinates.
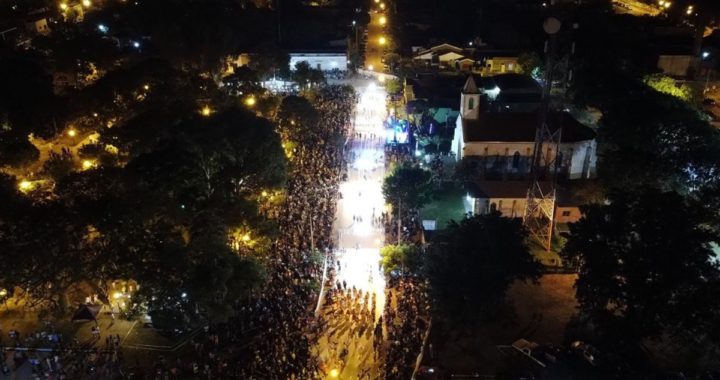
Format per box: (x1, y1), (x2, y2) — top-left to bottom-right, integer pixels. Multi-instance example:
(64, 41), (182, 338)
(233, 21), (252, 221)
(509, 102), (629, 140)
(315, 79), (388, 379)
(365, 11), (386, 72)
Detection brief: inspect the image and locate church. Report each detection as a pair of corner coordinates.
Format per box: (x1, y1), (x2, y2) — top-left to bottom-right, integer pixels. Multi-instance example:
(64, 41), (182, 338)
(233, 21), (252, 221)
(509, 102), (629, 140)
(449, 74), (597, 219)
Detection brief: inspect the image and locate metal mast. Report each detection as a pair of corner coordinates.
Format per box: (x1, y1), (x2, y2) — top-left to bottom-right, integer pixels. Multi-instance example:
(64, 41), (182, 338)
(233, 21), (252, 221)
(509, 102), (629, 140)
(524, 2), (576, 252)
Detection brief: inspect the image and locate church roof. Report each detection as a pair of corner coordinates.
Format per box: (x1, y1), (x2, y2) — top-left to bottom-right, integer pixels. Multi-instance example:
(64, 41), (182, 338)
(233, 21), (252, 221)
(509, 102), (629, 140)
(462, 112), (596, 143)
(462, 75), (480, 94)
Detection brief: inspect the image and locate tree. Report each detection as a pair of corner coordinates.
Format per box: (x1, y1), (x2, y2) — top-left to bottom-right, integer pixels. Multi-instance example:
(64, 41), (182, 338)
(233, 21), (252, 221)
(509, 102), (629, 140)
(562, 189), (720, 345)
(248, 40), (291, 80)
(644, 74), (702, 105)
(452, 157), (480, 184)
(385, 78), (403, 95)
(278, 96), (321, 140)
(382, 163), (435, 211)
(384, 53), (401, 70)
(42, 149), (76, 182)
(517, 51), (542, 78)
(423, 213), (541, 320)
(0, 140), (40, 169)
(379, 244), (422, 276)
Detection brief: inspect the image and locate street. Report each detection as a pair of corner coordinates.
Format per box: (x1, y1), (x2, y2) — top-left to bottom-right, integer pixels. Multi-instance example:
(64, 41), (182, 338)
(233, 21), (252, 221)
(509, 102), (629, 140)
(315, 78), (388, 379)
(365, 10), (386, 73)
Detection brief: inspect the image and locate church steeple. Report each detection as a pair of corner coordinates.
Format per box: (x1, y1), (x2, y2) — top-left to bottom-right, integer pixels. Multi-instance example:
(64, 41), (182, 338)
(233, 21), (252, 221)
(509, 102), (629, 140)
(460, 75), (480, 120)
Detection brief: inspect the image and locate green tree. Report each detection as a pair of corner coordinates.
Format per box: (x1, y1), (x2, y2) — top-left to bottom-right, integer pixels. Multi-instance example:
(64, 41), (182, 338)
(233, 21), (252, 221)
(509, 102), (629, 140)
(0, 140), (40, 169)
(385, 78), (403, 95)
(517, 51), (542, 78)
(382, 162), (435, 211)
(423, 213), (541, 321)
(278, 96), (321, 140)
(562, 189), (720, 345)
(379, 243), (422, 276)
(643, 74), (702, 105)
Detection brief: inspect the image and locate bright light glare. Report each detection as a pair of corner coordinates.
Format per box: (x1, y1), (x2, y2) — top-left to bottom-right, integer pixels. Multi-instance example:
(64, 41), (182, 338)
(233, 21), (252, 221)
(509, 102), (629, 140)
(60, 3), (68, 9)
(246, 97), (256, 106)
(19, 181), (31, 190)
(113, 292), (122, 299)
(379, 75), (385, 83)
(202, 107), (211, 116)
(133, 42), (140, 48)
(355, 158), (373, 170)
(368, 65), (374, 71)
(330, 369), (339, 377)
(379, 37), (386, 45)
(380, 3), (385, 9)
(242, 234), (250, 242)
(380, 16), (386, 25)
(82, 160), (92, 169)
(68, 130), (76, 137)
(143, 84), (149, 90)
(83, 0), (90, 6)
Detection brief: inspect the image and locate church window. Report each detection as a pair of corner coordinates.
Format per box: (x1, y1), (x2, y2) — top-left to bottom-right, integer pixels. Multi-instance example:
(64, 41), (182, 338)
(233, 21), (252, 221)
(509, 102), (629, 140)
(512, 152), (520, 168)
(468, 97), (474, 110)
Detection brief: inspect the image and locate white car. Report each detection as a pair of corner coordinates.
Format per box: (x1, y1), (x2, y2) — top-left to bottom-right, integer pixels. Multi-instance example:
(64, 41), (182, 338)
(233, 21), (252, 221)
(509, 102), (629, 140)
(512, 339), (546, 367)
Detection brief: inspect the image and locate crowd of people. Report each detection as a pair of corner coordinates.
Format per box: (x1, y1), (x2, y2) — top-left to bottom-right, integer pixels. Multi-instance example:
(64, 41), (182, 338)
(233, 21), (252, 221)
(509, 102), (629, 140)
(381, 275), (430, 380)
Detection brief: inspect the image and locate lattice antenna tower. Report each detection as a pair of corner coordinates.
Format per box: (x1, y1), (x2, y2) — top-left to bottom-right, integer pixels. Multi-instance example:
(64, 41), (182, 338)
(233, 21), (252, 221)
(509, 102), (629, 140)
(523, 2), (577, 252)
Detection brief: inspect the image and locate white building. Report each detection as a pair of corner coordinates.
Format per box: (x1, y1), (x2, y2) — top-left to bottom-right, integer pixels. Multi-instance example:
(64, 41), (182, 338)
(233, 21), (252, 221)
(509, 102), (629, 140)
(289, 51), (348, 71)
(451, 76), (597, 180)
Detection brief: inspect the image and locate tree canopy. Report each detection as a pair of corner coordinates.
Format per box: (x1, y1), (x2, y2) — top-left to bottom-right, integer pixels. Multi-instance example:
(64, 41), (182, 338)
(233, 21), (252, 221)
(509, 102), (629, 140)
(423, 213), (541, 321)
(382, 163), (435, 210)
(562, 189), (720, 344)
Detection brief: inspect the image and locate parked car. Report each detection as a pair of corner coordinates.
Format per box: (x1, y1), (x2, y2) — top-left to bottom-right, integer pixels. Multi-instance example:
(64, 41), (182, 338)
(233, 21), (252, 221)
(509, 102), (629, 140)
(570, 341), (603, 366)
(512, 339), (546, 367)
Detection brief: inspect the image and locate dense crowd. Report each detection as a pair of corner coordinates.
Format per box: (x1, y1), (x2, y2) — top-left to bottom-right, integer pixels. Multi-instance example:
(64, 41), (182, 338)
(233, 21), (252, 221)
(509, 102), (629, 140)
(381, 275), (429, 380)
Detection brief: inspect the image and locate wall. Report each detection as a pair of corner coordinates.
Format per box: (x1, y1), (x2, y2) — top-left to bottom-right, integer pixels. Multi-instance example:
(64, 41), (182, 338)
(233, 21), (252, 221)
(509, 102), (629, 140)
(484, 57), (519, 75)
(657, 55), (699, 77)
(555, 206), (582, 224)
(472, 196), (526, 218)
(459, 140), (596, 179)
(289, 54), (347, 71)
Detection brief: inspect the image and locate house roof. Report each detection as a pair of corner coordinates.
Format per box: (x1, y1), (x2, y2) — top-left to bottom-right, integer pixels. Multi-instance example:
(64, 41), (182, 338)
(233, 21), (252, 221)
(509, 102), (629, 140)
(469, 181), (552, 199)
(489, 73), (542, 92)
(462, 76), (480, 94)
(462, 112), (596, 143)
(415, 43), (464, 58)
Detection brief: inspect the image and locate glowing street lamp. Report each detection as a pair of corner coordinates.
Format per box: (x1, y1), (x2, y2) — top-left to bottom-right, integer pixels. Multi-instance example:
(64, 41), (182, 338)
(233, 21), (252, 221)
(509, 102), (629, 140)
(380, 16), (386, 25)
(202, 106), (211, 116)
(60, 3), (68, 9)
(68, 130), (76, 137)
(242, 234), (251, 242)
(143, 84), (150, 90)
(262, 191), (268, 197)
(82, 160), (93, 169)
(379, 75), (386, 83)
(379, 37), (386, 45)
(330, 369), (339, 377)
(380, 2), (385, 9)
(246, 97), (256, 106)
(83, 0), (91, 6)
(19, 181), (31, 190)
(368, 65), (374, 71)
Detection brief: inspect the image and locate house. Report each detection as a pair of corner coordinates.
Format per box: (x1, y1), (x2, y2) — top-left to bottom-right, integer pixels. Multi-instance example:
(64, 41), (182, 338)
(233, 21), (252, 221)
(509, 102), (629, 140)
(482, 56), (519, 75)
(482, 73), (542, 112)
(288, 50), (347, 71)
(24, 14), (51, 35)
(413, 43), (475, 70)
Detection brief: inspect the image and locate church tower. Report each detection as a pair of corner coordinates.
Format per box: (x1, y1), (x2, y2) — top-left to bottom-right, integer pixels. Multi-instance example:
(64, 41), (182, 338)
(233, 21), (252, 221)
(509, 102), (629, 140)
(460, 75), (481, 120)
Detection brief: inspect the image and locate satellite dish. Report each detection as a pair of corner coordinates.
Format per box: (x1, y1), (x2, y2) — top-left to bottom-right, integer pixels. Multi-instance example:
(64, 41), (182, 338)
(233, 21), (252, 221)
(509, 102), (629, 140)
(543, 17), (561, 35)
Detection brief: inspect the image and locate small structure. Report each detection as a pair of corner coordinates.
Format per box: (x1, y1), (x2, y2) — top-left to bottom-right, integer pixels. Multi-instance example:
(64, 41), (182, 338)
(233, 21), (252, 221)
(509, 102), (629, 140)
(71, 304), (102, 324)
(24, 14), (51, 35)
(288, 50), (348, 71)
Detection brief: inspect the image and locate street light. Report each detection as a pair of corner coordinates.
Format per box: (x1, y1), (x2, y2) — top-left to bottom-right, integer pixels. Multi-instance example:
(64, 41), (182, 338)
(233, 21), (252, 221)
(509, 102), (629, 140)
(60, 3), (68, 9)
(368, 65), (374, 71)
(68, 130), (76, 137)
(143, 84), (150, 90)
(19, 181), (31, 190)
(380, 16), (386, 25)
(380, 2), (385, 9)
(379, 37), (386, 45)
(202, 106), (211, 116)
(82, 160), (93, 169)
(246, 97), (256, 106)
(83, 0), (91, 7)
(330, 369), (339, 377)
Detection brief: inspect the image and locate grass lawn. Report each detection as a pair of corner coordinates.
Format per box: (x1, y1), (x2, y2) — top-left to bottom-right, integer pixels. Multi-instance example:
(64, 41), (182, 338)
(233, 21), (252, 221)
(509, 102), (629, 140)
(420, 183), (469, 230)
